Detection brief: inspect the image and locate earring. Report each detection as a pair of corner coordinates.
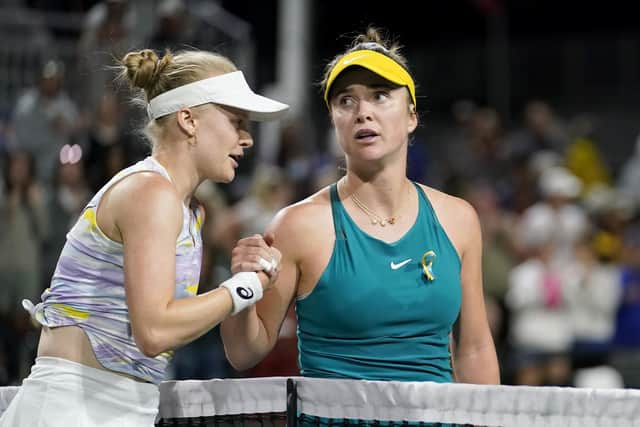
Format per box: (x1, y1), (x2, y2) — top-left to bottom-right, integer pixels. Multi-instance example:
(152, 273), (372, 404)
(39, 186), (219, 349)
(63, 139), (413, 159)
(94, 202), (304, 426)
(188, 132), (197, 146)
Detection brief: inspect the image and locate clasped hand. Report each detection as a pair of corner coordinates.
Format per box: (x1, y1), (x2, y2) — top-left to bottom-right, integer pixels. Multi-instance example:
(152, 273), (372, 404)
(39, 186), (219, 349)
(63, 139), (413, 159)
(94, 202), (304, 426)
(231, 233), (282, 291)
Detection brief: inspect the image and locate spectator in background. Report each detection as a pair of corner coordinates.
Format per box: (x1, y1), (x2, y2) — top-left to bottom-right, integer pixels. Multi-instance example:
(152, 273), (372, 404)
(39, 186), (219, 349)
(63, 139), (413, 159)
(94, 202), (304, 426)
(0, 150), (48, 384)
(276, 120), (314, 201)
(150, 0), (232, 60)
(77, 0), (139, 114)
(230, 165), (294, 236)
(42, 146), (91, 289)
(0, 150), (49, 311)
(506, 208), (573, 386)
(441, 105), (508, 197)
(438, 99), (477, 194)
(84, 92), (139, 193)
(563, 234), (621, 373)
(611, 223), (640, 388)
(583, 185), (635, 264)
(500, 103), (568, 214)
(150, 0), (191, 52)
(518, 166), (589, 265)
(618, 133), (640, 209)
(10, 59), (81, 188)
(565, 113), (611, 194)
(0, 126), (5, 202)
(505, 100), (569, 161)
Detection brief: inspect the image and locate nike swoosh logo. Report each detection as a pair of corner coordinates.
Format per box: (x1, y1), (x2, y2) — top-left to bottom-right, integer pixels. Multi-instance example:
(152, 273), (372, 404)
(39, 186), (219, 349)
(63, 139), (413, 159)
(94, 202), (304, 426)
(390, 259), (412, 270)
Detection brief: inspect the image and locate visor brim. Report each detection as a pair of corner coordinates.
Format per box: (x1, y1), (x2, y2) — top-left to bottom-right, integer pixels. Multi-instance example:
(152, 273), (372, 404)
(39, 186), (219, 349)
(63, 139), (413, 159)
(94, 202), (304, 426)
(215, 93), (290, 122)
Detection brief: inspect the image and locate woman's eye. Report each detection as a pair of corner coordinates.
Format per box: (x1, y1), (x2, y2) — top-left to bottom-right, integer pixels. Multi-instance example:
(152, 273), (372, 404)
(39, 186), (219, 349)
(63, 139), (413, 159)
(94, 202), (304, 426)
(233, 119), (246, 130)
(339, 96), (354, 106)
(374, 91), (389, 101)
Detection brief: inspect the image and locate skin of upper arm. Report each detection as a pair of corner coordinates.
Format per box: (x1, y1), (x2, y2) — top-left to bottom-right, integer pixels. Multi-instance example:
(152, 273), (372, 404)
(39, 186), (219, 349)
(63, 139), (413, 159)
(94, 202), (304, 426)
(254, 203), (315, 347)
(453, 198), (495, 354)
(109, 173), (183, 347)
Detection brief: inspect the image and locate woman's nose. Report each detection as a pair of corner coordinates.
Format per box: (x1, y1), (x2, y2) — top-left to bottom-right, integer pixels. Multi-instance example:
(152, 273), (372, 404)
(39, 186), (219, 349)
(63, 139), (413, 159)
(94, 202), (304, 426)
(238, 129), (253, 148)
(355, 101), (373, 122)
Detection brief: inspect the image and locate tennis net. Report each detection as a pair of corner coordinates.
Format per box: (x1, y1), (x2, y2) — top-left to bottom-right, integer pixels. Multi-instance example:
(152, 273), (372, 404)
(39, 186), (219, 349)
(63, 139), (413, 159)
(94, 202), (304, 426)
(2, 377), (639, 426)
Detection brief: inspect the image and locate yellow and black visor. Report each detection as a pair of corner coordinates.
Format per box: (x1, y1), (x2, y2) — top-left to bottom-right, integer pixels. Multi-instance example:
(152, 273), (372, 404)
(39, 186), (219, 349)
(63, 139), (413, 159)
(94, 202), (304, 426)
(324, 49), (416, 109)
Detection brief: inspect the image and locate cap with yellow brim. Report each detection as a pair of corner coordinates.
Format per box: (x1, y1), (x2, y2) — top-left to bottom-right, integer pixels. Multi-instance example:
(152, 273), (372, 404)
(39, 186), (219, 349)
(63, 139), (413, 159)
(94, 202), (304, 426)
(323, 49), (416, 108)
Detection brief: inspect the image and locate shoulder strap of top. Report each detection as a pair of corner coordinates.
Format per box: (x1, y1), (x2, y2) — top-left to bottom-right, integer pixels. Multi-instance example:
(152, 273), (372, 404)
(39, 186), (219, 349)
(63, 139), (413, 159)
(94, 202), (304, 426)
(89, 157), (171, 206)
(413, 181), (436, 218)
(329, 183), (347, 241)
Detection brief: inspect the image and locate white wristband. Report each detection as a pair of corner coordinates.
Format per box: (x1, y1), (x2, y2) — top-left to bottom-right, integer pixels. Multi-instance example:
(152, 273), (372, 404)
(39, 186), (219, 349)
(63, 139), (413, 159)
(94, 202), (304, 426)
(220, 272), (263, 315)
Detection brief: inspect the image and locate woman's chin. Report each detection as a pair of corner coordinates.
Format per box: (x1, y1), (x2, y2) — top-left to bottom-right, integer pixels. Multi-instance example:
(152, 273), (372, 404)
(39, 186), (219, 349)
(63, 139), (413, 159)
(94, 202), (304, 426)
(220, 170), (236, 183)
(206, 168), (235, 184)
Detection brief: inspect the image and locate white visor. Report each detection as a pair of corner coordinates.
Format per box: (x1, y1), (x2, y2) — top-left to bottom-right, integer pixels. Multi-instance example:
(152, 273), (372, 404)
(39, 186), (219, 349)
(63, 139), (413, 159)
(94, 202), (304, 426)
(147, 71), (289, 121)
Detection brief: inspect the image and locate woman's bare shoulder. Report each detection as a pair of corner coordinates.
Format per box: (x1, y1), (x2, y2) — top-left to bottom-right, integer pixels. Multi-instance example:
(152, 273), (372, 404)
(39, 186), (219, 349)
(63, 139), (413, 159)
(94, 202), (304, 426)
(416, 183), (480, 256)
(268, 185), (334, 244)
(417, 183), (478, 223)
(103, 172), (183, 239)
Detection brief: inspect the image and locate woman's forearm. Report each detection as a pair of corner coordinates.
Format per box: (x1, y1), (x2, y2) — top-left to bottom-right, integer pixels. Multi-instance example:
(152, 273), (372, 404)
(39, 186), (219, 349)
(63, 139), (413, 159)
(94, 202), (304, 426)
(220, 306), (274, 371)
(132, 286), (234, 357)
(454, 341), (501, 384)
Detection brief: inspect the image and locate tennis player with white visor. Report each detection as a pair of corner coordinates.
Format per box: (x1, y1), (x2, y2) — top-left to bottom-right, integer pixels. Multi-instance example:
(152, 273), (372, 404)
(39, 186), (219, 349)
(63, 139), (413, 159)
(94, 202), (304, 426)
(1, 48), (287, 427)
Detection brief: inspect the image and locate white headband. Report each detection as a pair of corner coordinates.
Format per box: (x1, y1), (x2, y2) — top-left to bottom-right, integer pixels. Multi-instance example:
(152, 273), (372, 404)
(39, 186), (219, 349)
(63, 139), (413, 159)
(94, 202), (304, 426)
(147, 71), (289, 121)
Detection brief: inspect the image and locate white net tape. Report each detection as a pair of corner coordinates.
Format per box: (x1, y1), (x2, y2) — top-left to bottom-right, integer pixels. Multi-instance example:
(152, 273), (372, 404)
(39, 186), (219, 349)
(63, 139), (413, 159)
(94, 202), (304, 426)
(158, 377), (287, 418)
(296, 378), (640, 426)
(2, 377), (640, 426)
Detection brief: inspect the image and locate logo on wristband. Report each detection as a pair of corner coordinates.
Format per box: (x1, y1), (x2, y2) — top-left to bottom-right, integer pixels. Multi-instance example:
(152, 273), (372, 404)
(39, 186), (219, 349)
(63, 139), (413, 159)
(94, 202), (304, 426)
(236, 287), (254, 299)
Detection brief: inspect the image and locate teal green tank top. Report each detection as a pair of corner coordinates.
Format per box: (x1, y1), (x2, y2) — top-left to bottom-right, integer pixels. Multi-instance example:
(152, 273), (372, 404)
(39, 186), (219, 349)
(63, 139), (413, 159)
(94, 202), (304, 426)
(296, 182), (462, 382)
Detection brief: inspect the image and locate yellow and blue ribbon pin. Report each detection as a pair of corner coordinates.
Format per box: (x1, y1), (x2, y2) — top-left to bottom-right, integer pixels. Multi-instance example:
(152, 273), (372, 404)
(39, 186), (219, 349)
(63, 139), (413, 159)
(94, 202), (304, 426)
(421, 250), (436, 282)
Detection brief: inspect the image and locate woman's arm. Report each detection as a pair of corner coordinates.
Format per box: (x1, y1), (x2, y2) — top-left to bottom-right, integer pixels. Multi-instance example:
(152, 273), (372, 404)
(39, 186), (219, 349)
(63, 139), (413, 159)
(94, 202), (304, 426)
(221, 205), (305, 371)
(107, 173), (273, 357)
(451, 199), (500, 384)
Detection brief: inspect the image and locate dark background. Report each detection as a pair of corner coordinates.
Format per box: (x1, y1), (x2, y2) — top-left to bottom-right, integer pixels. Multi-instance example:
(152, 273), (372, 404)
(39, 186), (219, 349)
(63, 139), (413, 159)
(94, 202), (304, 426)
(17, 0), (640, 168)
(221, 0), (639, 86)
(219, 0), (640, 168)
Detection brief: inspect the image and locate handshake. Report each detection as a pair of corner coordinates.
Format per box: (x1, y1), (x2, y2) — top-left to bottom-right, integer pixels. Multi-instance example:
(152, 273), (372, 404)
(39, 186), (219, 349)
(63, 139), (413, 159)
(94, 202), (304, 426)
(230, 232), (282, 283)
(221, 233), (282, 315)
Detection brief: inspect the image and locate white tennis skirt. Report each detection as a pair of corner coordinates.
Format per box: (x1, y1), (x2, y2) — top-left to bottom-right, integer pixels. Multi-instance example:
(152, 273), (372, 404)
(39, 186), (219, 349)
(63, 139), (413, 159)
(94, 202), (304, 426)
(0, 356), (159, 426)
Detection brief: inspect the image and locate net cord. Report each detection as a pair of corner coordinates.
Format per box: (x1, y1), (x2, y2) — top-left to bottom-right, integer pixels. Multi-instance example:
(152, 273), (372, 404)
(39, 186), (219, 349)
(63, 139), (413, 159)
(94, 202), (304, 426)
(2, 377), (639, 426)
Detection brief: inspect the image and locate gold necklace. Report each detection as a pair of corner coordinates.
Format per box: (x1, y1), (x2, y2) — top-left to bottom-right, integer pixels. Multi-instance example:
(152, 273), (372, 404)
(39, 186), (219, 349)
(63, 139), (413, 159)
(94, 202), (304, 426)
(351, 191), (401, 227)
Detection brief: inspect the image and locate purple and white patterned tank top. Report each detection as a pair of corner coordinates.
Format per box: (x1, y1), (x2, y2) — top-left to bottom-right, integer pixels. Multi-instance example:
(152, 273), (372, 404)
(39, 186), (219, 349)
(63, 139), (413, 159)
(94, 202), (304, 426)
(24, 156), (203, 384)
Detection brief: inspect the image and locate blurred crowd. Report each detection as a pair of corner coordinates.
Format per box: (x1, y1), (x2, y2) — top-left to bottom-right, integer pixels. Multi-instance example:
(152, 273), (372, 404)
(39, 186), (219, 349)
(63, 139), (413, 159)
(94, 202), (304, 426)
(0, 0), (639, 389)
